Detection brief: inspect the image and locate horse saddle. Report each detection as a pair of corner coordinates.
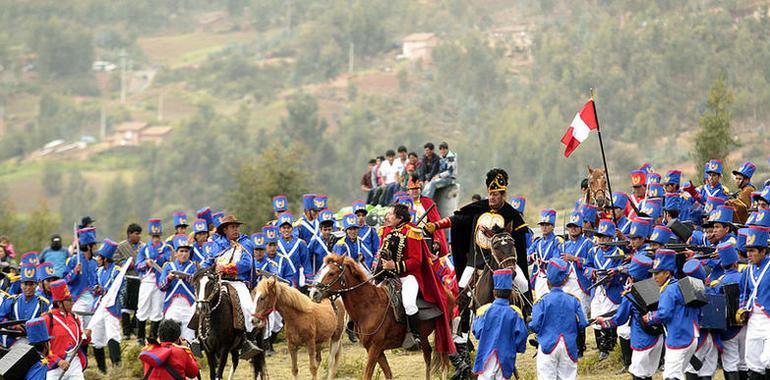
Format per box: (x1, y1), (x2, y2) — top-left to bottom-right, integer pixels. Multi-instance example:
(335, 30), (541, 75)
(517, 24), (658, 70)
(223, 283), (246, 331)
(381, 278), (443, 324)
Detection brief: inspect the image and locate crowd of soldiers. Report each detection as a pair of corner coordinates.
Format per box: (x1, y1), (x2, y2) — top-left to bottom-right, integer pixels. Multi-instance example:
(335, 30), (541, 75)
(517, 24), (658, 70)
(0, 155), (769, 380)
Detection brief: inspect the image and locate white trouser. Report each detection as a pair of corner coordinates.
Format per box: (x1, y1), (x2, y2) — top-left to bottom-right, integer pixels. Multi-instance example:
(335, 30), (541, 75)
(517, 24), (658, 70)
(137, 274), (164, 322)
(263, 311), (284, 339)
(663, 339), (698, 380)
(534, 273), (549, 301)
(477, 354), (506, 380)
(562, 270), (589, 314)
(222, 280), (254, 332)
(72, 291), (94, 327)
(459, 266), (475, 288)
(746, 308), (770, 373)
(617, 322), (631, 340)
(721, 327), (747, 372)
(590, 287), (618, 327)
(536, 339), (577, 380)
(400, 275), (419, 316)
(629, 337), (664, 378)
(47, 358), (84, 380)
(90, 312), (122, 348)
(165, 297), (196, 342)
(686, 333), (718, 376)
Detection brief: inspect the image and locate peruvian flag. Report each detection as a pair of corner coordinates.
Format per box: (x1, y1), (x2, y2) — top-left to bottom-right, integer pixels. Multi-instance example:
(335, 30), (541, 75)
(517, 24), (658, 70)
(560, 99), (599, 157)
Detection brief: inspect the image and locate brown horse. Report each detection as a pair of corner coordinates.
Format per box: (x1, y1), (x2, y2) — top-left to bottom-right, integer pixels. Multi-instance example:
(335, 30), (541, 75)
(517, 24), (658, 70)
(586, 165), (610, 211)
(251, 276), (345, 380)
(469, 231), (526, 309)
(310, 254), (451, 380)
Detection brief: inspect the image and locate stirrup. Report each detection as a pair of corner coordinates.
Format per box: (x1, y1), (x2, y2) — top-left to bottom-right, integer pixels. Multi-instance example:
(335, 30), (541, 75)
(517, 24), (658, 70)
(402, 333), (421, 351)
(239, 339), (263, 360)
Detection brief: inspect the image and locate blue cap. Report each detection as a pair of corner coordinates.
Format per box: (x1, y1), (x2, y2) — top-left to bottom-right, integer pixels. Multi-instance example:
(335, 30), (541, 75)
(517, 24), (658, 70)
(314, 195), (328, 210)
(705, 159), (723, 175)
(25, 317), (50, 344)
(647, 173), (662, 185)
(627, 254), (653, 281)
(272, 195), (288, 212)
(398, 197), (414, 210)
(97, 239), (118, 259)
(173, 211), (189, 227)
(612, 192), (629, 209)
(737, 228), (749, 253)
(278, 212), (294, 227)
(353, 201), (368, 214)
(595, 219), (616, 237)
(202, 241), (218, 257)
(510, 196), (526, 213)
(664, 193), (681, 212)
(704, 205), (735, 228)
(732, 161), (756, 179)
(639, 199), (662, 220)
(492, 268), (513, 291)
(192, 219), (208, 234)
(252, 233), (266, 250)
(646, 183), (664, 199)
(172, 234), (192, 250)
(546, 258), (570, 286)
(651, 249), (678, 274)
(704, 196), (727, 214)
(683, 259), (707, 280)
(212, 212), (225, 228)
(746, 226), (769, 248)
(749, 208), (770, 228)
(753, 186), (770, 205)
(78, 227), (97, 245)
(685, 205), (705, 226)
(566, 211), (583, 228)
(21, 252), (39, 266)
(538, 209), (556, 225)
(20, 263), (37, 282)
(639, 163), (655, 174)
(37, 262), (57, 281)
(664, 170), (682, 186)
(147, 219), (163, 236)
(196, 207), (213, 226)
(648, 225), (673, 245)
(342, 214), (358, 230)
(303, 194), (317, 210)
(318, 209), (335, 225)
(263, 226), (279, 243)
(717, 242), (739, 267)
(580, 204), (598, 225)
(628, 217), (653, 239)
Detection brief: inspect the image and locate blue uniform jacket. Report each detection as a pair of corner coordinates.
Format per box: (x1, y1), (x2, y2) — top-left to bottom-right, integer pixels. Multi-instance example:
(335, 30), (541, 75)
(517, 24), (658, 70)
(25, 359), (48, 380)
(741, 256), (770, 317)
(203, 236), (254, 282)
(609, 292), (661, 350)
(0, 293), (49, 347)
(646, 278), (700, 348)
(306, 235), (332, 284)
(263, 254), (295, 284)
(159, 260), (197, 312)
(191, 242), (208, 264)
(560, 235), (594, 295)
(136, 242), (172, 287)
(472, 299), (527, 378)
(63, 253), (98, 302)
(333, 236), (373, 270)
(697, 183), (730, 201)
(616, 217), (632, 235)
(528, 287), (589, 362)
(296, 217), (319, 244)
(95, 262), (122, 317)
(527, 233), (562, 286)
(358, 225), (380, 260)
(278, 237), (309, 287)
(703, 234), (736, 283)
(584, 246), (625, 304)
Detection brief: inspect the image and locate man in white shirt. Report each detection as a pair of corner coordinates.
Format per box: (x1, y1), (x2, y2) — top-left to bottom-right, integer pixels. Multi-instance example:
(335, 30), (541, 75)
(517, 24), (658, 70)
(376, 149), (404, 205)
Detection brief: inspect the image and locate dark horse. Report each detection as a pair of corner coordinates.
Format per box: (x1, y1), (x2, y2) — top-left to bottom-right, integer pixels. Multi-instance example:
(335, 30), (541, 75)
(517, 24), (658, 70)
(192, 266), (266, 380)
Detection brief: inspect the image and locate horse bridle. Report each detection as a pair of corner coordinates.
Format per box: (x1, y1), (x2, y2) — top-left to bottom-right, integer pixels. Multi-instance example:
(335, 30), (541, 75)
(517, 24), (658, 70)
(196, 271), (224, 343)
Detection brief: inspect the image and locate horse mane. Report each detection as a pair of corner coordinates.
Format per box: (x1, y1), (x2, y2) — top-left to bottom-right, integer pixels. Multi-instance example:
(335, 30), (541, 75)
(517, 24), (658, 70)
(323, 254), (370, 284)
(258, 277), (314, 313)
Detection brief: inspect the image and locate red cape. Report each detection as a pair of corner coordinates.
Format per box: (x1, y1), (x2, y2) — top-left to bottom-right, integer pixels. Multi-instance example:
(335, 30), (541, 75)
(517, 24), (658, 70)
(419, 197), (449, 257)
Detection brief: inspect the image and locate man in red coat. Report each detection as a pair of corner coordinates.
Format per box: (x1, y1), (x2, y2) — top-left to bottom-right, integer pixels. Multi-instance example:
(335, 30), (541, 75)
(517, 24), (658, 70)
(139, 319), (199, 380)
(407, 175), (449, 257)
(45, 279), (89, 380)
(377, 203), (455, 354)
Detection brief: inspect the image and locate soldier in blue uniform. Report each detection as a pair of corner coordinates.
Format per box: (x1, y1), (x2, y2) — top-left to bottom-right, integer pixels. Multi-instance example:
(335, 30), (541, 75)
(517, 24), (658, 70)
(529, 258), (589, 380)
(296, 194), (319, 243)
(698, 160), (731, 200)
(64, 227), (99, 328)
(275, 212), (309, 289)
(664, 169), (695, 223)
(196, 206), (214, 231)
(611, 192), (632, 235)
(702, 205), (738, 282)
(159, 235), (198, 342)
(23, 317), (51, 380)
(333, 213), (374, 271)
(752, 186), (770, 209)
(680, 259), (719, 379)
(90, 239), (123, 373)
(262, 226), (295, 283)
(36, 261), (57, 305)
(580, 203), (599, 232)
(528, 209), (562, 300)
(643, 248), (701, 380)
(0, 263), (49, 347)
(647, 225), (673, 252)
(559, 210), (593, 356)
(135, 219), (172, 345)
(190, 218), (209, 264)
(270, 195), (289, 225)
(165, 211), (189, 244)
(306, 209), (337, 285)
(353, 201), (380, 258)
(639, 198), (663, 226)
(737, 226), (770, 378)
(627, 217), (653, 256)
(471, 268), (527, 380)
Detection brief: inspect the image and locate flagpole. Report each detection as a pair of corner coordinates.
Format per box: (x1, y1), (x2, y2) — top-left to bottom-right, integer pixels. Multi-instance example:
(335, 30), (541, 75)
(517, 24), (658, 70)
(590, 88), (614, 205)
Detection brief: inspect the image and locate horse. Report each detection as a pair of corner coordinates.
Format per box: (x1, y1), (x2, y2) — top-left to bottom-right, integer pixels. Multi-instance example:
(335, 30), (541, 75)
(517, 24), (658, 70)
(468, 230), (525, 310)
(251, 275), (345, 380)
(192, 266), (265, 380)
(586, 165), (610, 211)
(310, 254), (452, 380)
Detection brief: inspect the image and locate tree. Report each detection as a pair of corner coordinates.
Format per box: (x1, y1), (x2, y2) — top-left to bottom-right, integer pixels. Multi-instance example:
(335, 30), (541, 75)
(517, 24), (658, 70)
(692, 75), (737, 174)
(29, 19), (95, 78)
(41, 161), (63, 197)
(17, 201), (60, 252)
(280, 92), (328, 148)
(97, 176), (130, 239)
(0, 183), (17, 241)
(59, 170), (96, 230)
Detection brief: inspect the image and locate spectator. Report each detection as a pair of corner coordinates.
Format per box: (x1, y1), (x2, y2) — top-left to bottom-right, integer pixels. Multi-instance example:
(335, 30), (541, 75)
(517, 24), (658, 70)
(0, 245), (9, 265)
(361, 159), (376, 204)
(0, 236), (16, 258)
(374, 150), (404, 205)
(40, 234), (68, 277)
(397, 146), (409, 188)
(408, 152), (424, 180)
(116, 223), (143, 265)
(420, 143), (440, 183)
(423, 142), (457, 199)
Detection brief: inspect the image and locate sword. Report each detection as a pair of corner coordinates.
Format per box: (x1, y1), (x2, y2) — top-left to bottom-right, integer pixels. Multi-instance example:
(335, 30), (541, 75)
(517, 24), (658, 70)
(415, 204), (436, 227)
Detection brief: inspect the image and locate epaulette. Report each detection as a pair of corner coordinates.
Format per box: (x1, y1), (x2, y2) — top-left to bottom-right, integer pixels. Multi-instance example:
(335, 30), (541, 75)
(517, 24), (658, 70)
(292, 220), (302, 228)
(172, 343), (193, 352)
(38, 295), (50, 304)
(335, 239), (345, 246)
(709, 279), (721, 288)
(621, 289), (631, 296)
(556, 236), (565, 244)
(407, 227), (422, 240)
(738, 263), (748, 272)
(510, 304), (524, 319)
(476, 303), (492, 317)
(564, 291), (581, 302)
(681, 192), (692, 200)
(514, 223), (528, 231)
(266, 258), (278, 266)
(8, 274), (19, 282)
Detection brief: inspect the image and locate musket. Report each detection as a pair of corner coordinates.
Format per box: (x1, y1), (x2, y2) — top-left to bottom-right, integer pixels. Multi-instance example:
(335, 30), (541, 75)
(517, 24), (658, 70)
(415, 203), (436, 227)
(597, 241), (630, 247)
(58, 336), (85, 380)
(170, 270), (192, 280)
(74, 222), (81, 266)
(0, 319), (26, 328)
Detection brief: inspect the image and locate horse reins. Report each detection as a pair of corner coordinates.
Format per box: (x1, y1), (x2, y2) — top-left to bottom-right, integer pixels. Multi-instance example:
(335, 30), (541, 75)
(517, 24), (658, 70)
(196, 273), (224, 343)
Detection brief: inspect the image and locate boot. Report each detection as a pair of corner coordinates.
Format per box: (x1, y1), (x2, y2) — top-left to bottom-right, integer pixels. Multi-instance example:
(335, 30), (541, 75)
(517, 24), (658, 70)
(239, 329), (264, 360)
(449, 342), (470, 380)
(594, 329), (609, 360)
(121, 312), (133, 339)
(150, 321), (160, 341)
(136, 320), (146, 346)
(402, 314), (422, 351)
(346, 320), (358, 343)
(740, 371), (749, 380)
(265, 332), (277, 357)
(747, 371), (764, 380)
(108, 339), (121, 367)
(94, 347), (108, 373)
(620, 336), (632, 368)
(577, 329), (586, 358)
(685, 373), (699, 380)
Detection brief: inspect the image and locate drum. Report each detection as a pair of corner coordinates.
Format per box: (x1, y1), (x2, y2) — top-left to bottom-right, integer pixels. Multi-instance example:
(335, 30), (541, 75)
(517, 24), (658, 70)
(0, 342), (39, 380)
(678, 276), (708, 307)
(723, 283), (742, 327)
(629, 278), (660, 313)
(125, 275), (140, 311)
(701, 293), (727, 330)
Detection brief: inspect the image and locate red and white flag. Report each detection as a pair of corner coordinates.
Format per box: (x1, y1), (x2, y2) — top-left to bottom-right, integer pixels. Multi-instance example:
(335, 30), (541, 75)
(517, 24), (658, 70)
(560, 99), (599, 157)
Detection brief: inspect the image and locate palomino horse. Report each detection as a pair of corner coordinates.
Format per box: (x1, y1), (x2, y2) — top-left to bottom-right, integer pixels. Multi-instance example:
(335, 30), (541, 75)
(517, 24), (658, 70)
(193, 266), (265, 380)
(310, 254), (452, 380)
(252, 275), (345, 380)
(586, 165), (610, 212)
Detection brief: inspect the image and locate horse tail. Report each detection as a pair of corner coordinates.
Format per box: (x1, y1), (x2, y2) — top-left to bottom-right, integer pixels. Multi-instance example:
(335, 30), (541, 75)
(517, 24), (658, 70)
(430, 350), (449, 376)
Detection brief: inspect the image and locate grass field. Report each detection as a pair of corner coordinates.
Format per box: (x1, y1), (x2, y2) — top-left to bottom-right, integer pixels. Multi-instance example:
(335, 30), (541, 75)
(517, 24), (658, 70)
(137, 31), (254, 68)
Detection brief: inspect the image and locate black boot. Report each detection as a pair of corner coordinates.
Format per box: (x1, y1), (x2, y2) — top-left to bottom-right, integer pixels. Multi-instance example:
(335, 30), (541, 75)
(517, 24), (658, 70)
(121, 313), (133, 338)
(747, 371), (764, 380)
(740, 371), (749, 380)
(577, 329), (586, 358)
(346, 320), (358, 343)
(619, 336), (632, 368)
(265, 332), (277, 357)
(594, 329), (609, 360)
(403, 314), (422, 351)
(149, 321), (160, 342)
(685, 373), (699, 380)
(107, 339), (121, 367)
(94, 347), (108, 373)
(239, 329), (264, 360)
(136, 320), (146, 346)
(449, 342), (471, 380)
